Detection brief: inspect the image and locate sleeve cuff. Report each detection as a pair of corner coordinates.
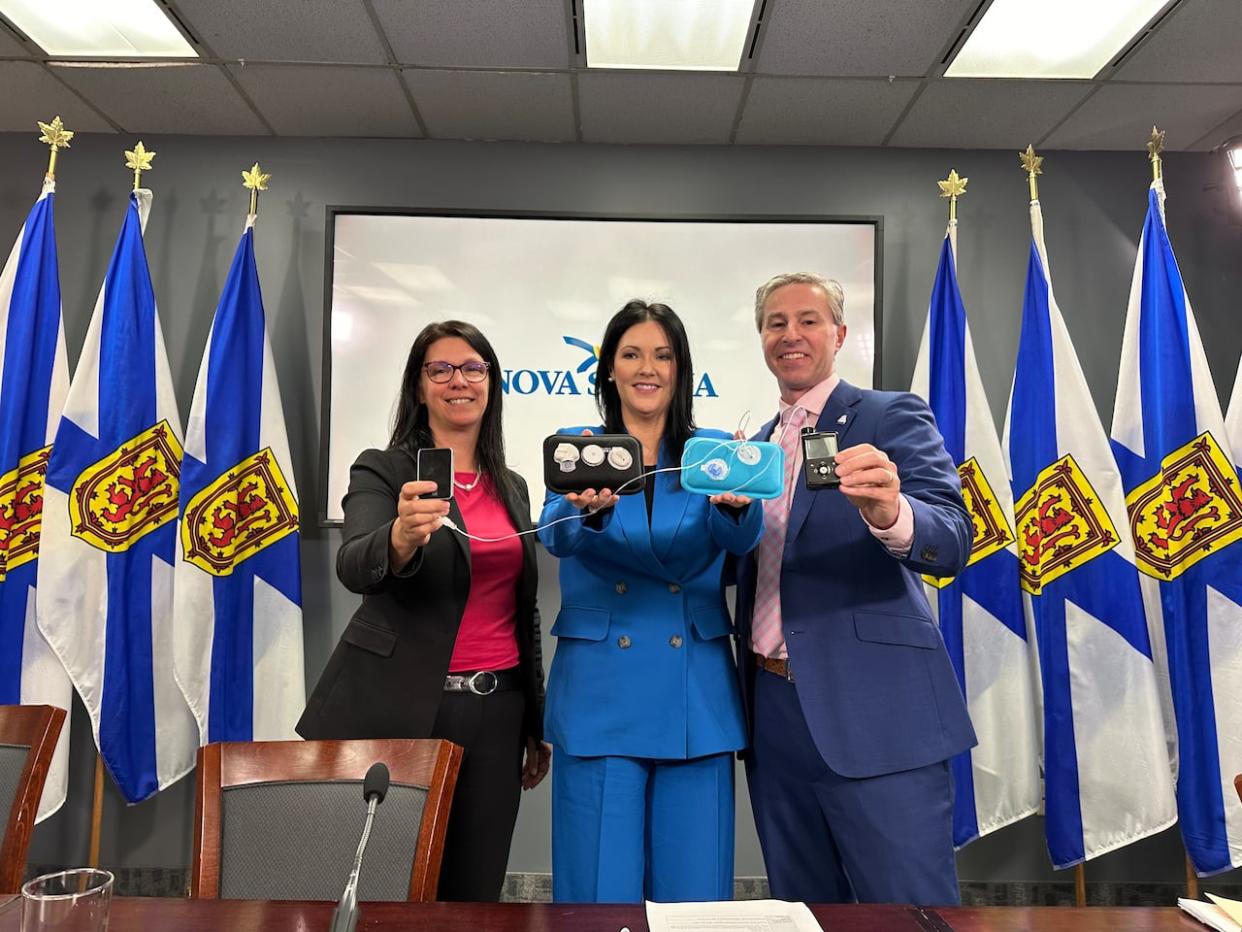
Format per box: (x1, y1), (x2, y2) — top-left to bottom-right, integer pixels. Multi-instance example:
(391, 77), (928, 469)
(865, 493), (915, 557)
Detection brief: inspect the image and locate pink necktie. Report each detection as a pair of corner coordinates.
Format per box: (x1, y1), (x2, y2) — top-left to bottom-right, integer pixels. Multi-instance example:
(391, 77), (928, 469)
(750, 406), (806, 659)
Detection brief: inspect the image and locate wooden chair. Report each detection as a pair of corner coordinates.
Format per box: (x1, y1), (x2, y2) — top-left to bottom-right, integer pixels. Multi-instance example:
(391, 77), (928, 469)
(0, 704), (67, 894)
(191, 738), (463, 902)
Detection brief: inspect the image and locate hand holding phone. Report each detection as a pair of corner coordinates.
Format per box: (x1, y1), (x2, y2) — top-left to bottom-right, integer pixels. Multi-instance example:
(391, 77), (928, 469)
(389, 480), (451, 567)
(388, 448), (454, 568)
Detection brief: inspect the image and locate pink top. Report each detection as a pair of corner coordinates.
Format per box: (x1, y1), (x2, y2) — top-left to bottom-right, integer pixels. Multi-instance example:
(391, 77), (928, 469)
(448, 473), (523, 673)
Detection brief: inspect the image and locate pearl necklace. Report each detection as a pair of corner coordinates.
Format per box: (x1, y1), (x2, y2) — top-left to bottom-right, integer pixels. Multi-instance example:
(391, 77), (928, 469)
(454, 468), (482, 492)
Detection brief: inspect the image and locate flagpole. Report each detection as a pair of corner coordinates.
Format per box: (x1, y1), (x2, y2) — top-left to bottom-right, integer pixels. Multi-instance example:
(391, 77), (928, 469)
(1020, 142), (1088, 907)
(1147, 125), (1165, 182)
(37, 116), (72, 181)
(1021, 144), (1043, 202)
(125, 141), (155, 191)
(938, 168), (967, 224)
(87, 757), (105, 869)
(242, 162), (270, 219)
(1144, 124), (1202, 899)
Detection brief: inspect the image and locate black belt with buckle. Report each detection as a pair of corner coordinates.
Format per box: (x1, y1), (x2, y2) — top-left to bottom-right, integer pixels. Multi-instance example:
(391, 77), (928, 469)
(443, 669), (521, 696)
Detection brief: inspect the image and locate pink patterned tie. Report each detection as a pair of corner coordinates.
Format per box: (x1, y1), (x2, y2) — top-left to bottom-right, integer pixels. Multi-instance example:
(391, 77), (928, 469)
(750, 406), (806, 659)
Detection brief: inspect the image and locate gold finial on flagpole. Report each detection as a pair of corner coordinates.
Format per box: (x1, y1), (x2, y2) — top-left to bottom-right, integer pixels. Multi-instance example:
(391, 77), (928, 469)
(1147, 125), (1166, 181)
(242, 162), (270, 216)
(124, 141), (156, 191)
(937, 168), (968, 223)
(37, 116), (73, 180)
(1020, 144), (1043, 201)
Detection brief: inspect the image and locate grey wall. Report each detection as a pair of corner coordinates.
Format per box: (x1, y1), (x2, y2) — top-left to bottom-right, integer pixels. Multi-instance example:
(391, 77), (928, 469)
(4, 133), (1242, 887)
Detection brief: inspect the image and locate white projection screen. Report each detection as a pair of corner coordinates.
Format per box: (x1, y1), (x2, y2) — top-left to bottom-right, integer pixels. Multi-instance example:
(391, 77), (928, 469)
(321, 210), (882, 523)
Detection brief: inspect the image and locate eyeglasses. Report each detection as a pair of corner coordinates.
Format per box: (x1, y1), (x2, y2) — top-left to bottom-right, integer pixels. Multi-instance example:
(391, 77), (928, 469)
(424, 360), (490, 383)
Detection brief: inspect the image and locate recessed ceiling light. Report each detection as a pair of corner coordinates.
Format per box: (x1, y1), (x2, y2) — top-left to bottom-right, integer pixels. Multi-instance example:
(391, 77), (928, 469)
(946, 0), (1169, 79)
(584, 0), (755, 71)
(0, 0), (197, 58)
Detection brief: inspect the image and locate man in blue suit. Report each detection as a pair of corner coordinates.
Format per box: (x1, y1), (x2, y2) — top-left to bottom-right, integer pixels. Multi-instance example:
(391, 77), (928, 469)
(735, 272), (976, 905)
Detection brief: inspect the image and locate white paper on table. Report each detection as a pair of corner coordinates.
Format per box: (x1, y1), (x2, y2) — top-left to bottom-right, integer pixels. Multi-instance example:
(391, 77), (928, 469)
(644, 899), (824, 932)
(1178, 897), (1242, 932)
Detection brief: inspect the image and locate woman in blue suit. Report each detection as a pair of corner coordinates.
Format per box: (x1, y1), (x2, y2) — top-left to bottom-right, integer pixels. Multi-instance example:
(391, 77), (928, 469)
(539, 300), (763, 903)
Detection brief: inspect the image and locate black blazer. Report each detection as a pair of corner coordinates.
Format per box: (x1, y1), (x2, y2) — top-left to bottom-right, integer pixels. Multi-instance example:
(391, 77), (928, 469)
(297, 446), (545, 743)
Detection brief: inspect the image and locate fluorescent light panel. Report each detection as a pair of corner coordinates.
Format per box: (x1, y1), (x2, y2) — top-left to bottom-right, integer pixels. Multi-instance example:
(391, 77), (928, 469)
(1, 0), (196, 57)
(946, 0), (1168, 79)
(584, 0), (755, 71)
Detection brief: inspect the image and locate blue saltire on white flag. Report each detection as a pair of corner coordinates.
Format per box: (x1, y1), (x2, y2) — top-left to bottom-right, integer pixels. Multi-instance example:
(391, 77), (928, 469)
(911, 223), (1039, 847)
(0, 179), (72, 820)
(1005, 195), (1176, 869)
(174, 216), (304, 745)
(37, 190), (196, 803)
(1109, 179), (1242, 875)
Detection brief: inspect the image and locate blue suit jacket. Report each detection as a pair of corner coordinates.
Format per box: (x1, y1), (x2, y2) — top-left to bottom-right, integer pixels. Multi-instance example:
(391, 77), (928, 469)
(735, 381), (977, 778)
(540, 427), (764, 760)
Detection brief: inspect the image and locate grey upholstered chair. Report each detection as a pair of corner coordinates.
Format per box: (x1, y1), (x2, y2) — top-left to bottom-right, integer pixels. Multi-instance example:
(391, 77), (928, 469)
(0, 704), (67, 894)
(190, 738), (462, 901)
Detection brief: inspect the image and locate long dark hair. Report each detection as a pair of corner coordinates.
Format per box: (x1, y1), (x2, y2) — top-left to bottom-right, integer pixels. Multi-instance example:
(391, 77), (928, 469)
(595, 300), (696, 473)
(389, 320), (519, 507)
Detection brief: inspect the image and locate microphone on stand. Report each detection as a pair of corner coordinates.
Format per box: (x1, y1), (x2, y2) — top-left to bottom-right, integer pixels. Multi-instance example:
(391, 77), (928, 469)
(329, 762), (391, 932)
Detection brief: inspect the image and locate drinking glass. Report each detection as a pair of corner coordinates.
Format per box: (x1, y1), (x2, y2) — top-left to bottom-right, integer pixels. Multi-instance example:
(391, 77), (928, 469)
(20, 868), (113, 932)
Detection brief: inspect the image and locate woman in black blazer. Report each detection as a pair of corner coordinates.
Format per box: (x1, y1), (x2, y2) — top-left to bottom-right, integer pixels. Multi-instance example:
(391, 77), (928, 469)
(298, 320), (549, 902)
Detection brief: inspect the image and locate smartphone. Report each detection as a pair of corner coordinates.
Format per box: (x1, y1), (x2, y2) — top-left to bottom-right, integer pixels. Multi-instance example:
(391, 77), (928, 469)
(416, 447), (454, 499)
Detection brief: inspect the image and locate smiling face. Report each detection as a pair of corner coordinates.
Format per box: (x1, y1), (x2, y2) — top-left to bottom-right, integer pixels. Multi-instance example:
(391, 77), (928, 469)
(419, 336), (490, 435)
(611, 319), (676, 422)
(759, 282), (847, 401)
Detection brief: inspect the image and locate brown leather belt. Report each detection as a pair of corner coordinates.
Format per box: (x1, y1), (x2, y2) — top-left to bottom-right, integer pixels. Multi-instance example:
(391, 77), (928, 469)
(754, 653), (793, 682)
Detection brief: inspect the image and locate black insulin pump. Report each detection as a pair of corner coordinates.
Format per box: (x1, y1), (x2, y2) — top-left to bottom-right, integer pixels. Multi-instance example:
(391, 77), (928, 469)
(801, 428), (840, 490)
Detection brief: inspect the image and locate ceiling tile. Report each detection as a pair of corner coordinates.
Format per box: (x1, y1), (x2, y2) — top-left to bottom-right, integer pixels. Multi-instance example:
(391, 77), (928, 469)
(756, 0), (978, 77)
(0, 20), (32, 56)
(1194, 104), (1242, 149)
(371, 0), (569, 69)
(0, 62), (114, 133)
(737, 77), (918, 145)
(405, 69), (573, 142)
(231, 64), (418, 137)
(578, 72), (744, 144)
(1043, 83), (1242, 151)
(175, 0), (387, 64)
(55, 64), (268, 135)
(889, 79), (1095, 149)
(1114, 0), (1242, 83)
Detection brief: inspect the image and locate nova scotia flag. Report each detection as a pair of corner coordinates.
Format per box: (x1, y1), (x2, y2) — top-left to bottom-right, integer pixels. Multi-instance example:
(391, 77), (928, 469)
(37, 190), (196, 803)
(0, 179), (72, 819)
(1006, 194), (1176, 868)
(1110, 178), (1242, 875)
(174, 216), (304, 745)
(911, 222), (1039, 847)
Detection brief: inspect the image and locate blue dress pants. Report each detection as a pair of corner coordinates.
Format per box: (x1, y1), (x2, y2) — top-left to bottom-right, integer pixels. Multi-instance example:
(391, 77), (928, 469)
(745, 667), (960, 905)
(551, 749), (735, 903)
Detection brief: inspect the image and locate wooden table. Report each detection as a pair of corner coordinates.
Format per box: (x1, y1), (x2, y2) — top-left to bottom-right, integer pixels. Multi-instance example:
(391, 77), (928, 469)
(0, 896), (1206, 930)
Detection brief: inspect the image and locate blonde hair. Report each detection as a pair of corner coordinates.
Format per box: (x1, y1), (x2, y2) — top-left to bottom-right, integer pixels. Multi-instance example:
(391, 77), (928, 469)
(753, 272), (845, 330)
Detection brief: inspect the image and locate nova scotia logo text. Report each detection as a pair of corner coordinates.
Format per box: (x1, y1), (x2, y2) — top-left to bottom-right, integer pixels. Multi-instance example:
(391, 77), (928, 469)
(500, 335), (718, 398)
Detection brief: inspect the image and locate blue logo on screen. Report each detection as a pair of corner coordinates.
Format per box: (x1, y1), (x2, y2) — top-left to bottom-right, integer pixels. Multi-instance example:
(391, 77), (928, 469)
(500, 336), (718, 398)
